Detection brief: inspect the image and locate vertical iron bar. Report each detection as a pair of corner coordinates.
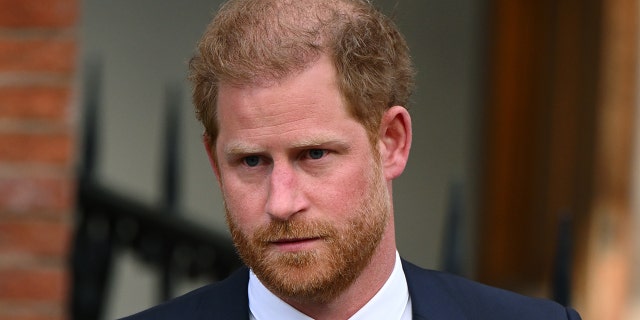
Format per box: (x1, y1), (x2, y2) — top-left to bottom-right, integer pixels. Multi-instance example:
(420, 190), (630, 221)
(159, 81), (183, 302)
(71, 56), (114, 320)
(442, 181), (464, 276)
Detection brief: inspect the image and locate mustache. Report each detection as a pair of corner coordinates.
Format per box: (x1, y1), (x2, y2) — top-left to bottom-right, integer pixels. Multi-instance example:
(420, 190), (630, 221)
(253, 219), (337, 243)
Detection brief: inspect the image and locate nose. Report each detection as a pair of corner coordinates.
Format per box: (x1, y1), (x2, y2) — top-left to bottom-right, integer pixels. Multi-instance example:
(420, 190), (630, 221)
(265, 162), (305, 221)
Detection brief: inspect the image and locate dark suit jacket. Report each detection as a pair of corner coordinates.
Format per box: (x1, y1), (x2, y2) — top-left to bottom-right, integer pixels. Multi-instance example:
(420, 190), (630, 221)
(121, 260), (581, 319)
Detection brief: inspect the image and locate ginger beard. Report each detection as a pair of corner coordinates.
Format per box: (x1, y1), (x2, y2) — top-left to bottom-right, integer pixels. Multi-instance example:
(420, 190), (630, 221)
(224, 156), (390, 304)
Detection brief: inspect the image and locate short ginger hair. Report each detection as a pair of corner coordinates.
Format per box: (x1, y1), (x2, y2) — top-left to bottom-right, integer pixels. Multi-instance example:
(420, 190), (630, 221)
(189, 0), (415, 145)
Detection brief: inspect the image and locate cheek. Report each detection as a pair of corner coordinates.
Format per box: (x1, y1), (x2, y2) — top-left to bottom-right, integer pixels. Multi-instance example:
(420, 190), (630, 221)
(316, 165), (372, 215)
(220, 176), (266, 229)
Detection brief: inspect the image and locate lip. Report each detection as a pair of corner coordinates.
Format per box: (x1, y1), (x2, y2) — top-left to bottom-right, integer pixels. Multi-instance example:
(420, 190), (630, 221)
(270, 237), (322, 252)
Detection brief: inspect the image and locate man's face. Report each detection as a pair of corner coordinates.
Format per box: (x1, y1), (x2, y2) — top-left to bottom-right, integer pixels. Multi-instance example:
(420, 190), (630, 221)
(212, 56), (391, 303)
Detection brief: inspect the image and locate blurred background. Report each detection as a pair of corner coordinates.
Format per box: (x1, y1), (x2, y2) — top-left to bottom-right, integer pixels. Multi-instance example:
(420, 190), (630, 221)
(0, 0), (638, 319)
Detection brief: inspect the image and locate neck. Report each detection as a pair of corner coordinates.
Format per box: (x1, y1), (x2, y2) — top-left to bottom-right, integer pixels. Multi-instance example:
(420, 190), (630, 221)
(283, 218), (397, 320)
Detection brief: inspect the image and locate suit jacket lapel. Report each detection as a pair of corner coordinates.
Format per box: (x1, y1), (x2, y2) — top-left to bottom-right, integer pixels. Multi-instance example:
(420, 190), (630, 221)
(402, 259), (467, 320)
(232, 260), (467, 320)
(206, 266), (251, 320)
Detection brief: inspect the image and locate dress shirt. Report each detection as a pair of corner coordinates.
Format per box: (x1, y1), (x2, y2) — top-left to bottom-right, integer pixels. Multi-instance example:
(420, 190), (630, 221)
(249, 251), (412, 320)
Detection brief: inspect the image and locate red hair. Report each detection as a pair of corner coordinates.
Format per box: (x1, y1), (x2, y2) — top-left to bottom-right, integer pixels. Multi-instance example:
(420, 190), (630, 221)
(189, 0), (415, 145)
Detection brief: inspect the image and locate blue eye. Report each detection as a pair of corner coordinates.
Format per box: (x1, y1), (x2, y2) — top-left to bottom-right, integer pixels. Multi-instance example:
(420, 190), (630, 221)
(308, 149), (326, 160)
(243, 156), (260, 167)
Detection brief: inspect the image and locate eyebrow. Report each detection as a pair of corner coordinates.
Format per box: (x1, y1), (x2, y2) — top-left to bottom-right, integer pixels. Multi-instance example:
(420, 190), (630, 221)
(289, 136), (349, 149)
(223, 142), (265, 157)
(222, 135), (350, 157)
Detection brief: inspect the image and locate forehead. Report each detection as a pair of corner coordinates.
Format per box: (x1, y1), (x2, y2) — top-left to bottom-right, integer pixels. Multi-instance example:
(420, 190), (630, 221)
(215, 56), (356, 137)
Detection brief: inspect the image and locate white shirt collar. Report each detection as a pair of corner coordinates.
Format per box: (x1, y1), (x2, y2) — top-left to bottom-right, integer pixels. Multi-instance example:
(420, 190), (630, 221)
(248, 251), (412, 320)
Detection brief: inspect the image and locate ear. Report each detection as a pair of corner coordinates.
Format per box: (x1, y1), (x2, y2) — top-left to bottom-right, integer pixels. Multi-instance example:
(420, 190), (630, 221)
(203, 133), (222, 182)
(378, 106), (412, 180)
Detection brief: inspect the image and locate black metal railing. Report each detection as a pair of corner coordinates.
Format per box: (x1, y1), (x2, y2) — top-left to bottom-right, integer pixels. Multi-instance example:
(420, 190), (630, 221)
(70, 59), (241, 320)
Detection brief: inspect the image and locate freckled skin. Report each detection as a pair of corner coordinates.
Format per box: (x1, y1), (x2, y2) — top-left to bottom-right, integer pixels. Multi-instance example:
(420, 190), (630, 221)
(207, 55), (411, 319)
(215, 57), (378, 236)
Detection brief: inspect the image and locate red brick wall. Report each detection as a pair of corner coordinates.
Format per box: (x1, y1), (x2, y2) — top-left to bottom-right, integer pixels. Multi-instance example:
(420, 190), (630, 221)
(0, 1), (78, 319)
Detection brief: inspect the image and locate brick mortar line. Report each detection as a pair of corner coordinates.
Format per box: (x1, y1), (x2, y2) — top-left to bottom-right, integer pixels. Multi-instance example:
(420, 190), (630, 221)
(0, 303), (63, 314)
(0, 119), (75, 132)
(0, 249), (73, 262)
(0, 253), (70, 267)
(0, 212), (75, 223)
(0, 28), (77, 39)
(0, 212), (73, 221)
(0, 166), (78, 181)
(0, 73), (75, 86)
(0, 163), (75, 176)
(0, 80), (72, 87)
